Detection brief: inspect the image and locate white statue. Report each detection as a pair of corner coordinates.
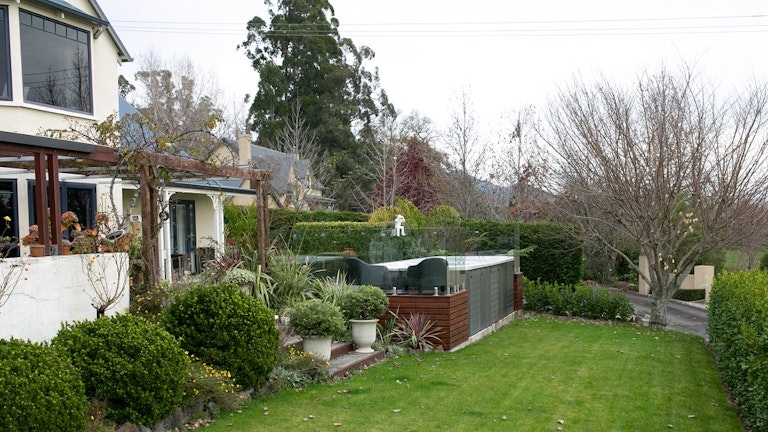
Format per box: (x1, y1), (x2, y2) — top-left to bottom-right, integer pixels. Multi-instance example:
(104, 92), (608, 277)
(393, 214), (406, 236)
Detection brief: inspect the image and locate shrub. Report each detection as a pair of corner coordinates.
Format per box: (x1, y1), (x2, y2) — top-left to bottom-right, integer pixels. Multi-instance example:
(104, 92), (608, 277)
(222, 268), (258, 287)
(183, 354), (244, 415)
(0, 339), (87, 432)
(389, 312), (444, 351)
(524, 279), (635, 321)
(312, 272), (353, 308)
(341, 285), (389, 320)
(288, 299), (346, 338)
(709, 270), (768, 431)
(266, 345), (332, 393)
(161, 284), (279, 390)
(425, 205), (462, 226)
(672, 289), (705, 302)
(52, 314), (188, 426)
(267, 251), (315, 313)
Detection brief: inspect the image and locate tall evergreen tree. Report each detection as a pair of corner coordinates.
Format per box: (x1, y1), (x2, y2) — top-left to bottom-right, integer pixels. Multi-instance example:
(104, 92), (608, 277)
(240, 0), (388, 208)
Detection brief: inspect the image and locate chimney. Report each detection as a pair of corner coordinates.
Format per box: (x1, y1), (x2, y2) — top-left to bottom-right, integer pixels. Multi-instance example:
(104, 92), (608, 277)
(237, 134), (252, 166)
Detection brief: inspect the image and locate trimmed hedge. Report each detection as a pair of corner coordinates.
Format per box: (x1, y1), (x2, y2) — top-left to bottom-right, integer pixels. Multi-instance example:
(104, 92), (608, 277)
(52, 314), (188, 426)
(672, 289), (705, 302)
(225, 205), (583, 284)
(709, 270), (768, 431)
(161, 284), (279, 389)
(462, 220), (583, 284)
(0, 339), (87, 432)
(524, 279), (635, 321)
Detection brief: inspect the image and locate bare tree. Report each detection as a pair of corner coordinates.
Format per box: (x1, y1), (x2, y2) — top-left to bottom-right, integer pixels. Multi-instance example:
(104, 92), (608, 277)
(267, 101), (330, 210)
(490, 106), (548, 221)
(131, 52), (224, 158)
(543, 66), (768, 326)
(81, 253), (128, 318)
(360, 106), (404, 210)
(440, 89), (490, 218)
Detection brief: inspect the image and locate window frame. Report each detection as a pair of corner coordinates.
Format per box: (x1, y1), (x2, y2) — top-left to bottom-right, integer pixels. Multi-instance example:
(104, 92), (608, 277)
(18, 8), (93, 113)
(28, 182), (97, 235)
(0, 6), (10, 101)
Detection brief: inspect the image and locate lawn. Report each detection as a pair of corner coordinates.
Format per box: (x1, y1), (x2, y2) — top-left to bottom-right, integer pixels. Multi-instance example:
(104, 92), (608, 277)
(206, 316), (743, 432)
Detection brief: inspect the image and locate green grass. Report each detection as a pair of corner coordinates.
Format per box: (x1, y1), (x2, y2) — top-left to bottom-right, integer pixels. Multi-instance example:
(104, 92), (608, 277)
(206, 317), (742, 432)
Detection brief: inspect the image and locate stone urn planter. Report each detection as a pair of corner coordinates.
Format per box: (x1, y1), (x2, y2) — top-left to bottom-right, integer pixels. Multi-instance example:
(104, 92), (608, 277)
(341, 285), (390, 353)
(300, 335), (334, 361)
(348, 319), (378, 353)
(288, 299), (346, 361)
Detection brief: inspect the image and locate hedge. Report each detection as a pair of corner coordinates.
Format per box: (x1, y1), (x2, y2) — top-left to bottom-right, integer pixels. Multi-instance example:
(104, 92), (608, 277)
(672, 289), (705, 302)
(524, 279), (634, 321)
(709, 270), (768, 431)
(224, 206), (583, 284)
(461, 220), (583, 284)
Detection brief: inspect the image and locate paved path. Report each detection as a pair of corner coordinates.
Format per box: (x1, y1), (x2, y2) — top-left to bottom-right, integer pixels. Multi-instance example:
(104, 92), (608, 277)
(623, 291), (710, 340)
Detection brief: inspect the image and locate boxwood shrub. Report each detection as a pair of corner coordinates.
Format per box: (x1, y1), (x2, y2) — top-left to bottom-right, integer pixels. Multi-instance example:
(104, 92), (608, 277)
(524, 279), (635, 321)
(52, 314), (188, 426)
(161, 283), (279, 389)
(0, 339), (87, 432)
(709, 270), (768, 431)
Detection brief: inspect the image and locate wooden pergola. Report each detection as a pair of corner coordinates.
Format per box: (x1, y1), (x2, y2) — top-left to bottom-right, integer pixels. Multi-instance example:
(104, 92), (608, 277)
(0, 131), (271, 268)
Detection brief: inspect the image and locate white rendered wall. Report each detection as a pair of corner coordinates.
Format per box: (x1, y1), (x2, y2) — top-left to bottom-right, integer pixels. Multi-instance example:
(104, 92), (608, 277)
(0, 253), (130, 342)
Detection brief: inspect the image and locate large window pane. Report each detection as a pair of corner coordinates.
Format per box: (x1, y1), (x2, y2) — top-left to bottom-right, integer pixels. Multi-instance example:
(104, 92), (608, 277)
(19, 10), (91, 112)
(0, 7), (10, 100)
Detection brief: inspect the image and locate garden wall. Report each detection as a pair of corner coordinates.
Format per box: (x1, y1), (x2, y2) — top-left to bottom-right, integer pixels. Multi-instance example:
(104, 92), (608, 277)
(0, 253), (130, 342)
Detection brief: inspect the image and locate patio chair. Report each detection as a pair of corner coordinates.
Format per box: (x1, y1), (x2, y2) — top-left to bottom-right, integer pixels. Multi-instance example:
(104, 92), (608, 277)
(405, 257), (448, 294)
(345, 257), (392, 291)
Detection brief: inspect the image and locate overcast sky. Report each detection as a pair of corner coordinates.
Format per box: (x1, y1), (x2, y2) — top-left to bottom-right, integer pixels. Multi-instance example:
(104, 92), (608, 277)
(98, 0), (768, 138)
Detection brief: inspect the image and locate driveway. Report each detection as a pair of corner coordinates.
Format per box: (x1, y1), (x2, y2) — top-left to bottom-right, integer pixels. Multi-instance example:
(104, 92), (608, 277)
(623, 291), (710, 341)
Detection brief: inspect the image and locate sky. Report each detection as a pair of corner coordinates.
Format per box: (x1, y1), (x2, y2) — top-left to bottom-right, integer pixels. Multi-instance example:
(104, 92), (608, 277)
(97, 0), (768, 139)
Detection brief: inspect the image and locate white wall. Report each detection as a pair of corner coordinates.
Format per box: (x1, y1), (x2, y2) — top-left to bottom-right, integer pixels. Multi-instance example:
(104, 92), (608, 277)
(0, 253), (130, 342)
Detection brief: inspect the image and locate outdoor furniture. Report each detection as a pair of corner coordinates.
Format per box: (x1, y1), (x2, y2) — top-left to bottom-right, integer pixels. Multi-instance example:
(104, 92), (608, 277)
(405, 257), (448, 294)
(345, 257), (392, 291)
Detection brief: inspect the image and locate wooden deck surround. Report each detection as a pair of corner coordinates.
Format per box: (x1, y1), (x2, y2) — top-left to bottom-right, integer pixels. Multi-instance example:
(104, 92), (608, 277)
(382, 272), (524, 351)
(386, 291), (470, 351)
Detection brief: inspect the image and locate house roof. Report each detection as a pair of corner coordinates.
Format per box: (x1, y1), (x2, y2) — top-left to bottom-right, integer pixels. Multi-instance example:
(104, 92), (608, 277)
(27, 0), (133, 62)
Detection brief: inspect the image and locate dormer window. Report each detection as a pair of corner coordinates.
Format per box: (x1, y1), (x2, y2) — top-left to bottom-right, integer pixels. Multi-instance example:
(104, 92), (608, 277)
(19, 10), (92, 113)
(0, 6), (9, 101)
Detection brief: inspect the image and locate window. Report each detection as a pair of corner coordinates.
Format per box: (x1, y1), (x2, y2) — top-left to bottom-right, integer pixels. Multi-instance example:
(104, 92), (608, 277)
(0, 180), (19, 257)
(19, 10), (91, 112)
(28, 182), (96, 236)
(0, 6), (9, 101)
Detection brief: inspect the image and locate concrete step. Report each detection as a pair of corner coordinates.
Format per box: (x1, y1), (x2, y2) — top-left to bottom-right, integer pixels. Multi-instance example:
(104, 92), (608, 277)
(288, 339), (385, 378)
(329, 342), (386, 378)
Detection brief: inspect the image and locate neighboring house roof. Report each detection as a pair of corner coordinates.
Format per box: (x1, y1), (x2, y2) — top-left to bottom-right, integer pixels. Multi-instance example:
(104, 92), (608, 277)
(28, 0), (133, 62)
(250, 145), (296, 195)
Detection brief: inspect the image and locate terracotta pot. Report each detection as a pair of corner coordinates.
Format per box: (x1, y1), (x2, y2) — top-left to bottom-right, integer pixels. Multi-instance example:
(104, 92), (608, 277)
(30, 245), (44, 257)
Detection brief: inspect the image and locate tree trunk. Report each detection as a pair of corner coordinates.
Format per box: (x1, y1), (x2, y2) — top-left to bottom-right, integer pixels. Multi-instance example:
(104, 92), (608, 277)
(139, 166), (159, 292)
(650, 294), (669, 327)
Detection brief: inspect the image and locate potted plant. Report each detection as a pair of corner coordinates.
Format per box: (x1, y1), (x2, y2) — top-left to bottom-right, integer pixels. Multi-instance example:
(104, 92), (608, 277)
(21, 225), (43, 257)
(221, 268), (258, 293)
(288, 299), (346, 361)
(341, 285), (390, 353)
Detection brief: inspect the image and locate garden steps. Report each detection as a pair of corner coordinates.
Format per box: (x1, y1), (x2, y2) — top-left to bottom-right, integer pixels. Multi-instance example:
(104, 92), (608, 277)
(329, 342), (385, 378)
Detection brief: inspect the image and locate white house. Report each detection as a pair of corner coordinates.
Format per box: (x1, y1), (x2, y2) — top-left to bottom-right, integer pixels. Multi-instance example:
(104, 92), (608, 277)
(0, 0), (133, 341)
